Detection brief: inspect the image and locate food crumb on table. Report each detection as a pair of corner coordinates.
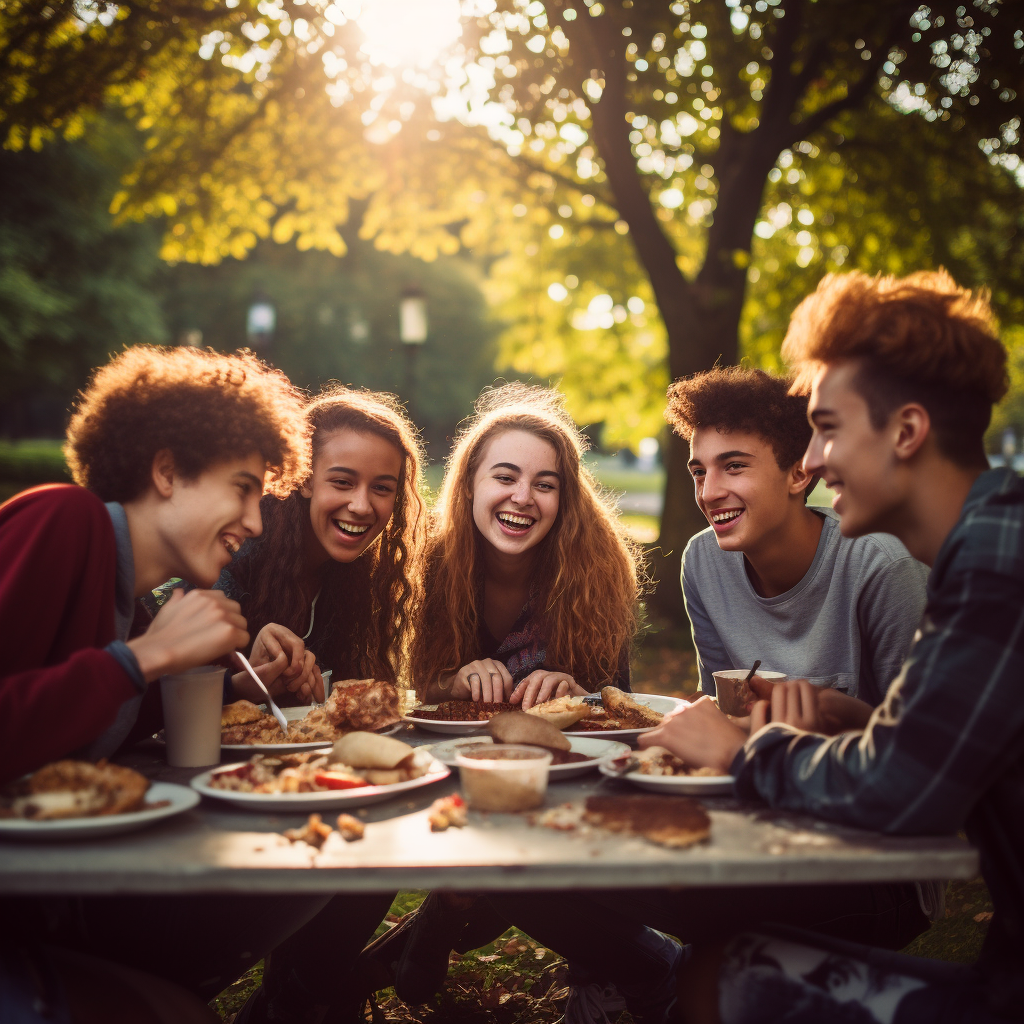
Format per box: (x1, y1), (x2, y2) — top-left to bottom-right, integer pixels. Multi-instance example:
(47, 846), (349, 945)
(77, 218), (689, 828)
(283, 813), (333, 849)
(336, 814), (365, 841)
(428, 795), (467, 831)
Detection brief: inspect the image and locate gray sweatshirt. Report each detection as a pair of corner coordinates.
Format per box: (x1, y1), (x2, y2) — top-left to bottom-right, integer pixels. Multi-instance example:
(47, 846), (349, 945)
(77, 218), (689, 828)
(682, 509), (928, 705)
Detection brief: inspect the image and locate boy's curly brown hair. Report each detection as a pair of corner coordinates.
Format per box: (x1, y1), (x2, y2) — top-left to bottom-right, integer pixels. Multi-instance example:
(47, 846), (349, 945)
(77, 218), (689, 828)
(665, 366), (812, 471)
(65, 346), (309, 502)
(782, 269), (1008, 468)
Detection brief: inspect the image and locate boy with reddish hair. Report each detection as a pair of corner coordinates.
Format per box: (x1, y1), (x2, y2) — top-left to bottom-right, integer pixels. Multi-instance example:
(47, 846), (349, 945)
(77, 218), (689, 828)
(645, 270), (1020, 1024)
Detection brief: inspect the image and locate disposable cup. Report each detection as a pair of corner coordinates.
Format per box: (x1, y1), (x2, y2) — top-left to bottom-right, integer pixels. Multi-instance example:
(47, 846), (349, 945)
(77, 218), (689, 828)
(456, 744), (552, 812)
(161, 666), (224, 767)
(712, 669), (787, 717)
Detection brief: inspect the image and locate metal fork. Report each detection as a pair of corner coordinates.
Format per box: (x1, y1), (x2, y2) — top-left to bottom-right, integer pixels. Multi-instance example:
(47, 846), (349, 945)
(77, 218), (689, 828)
(235, 651), (289, 735)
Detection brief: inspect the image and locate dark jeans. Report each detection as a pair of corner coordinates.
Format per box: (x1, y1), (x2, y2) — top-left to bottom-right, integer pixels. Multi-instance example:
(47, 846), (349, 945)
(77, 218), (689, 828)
(721, 924), (1011, 1024)
(484, 881), (927, 992)
(2, 891), (395, 1002)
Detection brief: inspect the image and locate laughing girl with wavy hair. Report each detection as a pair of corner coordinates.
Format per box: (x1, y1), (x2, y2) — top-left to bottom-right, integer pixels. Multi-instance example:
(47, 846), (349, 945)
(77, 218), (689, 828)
(414, 383), (643, 707)
(222, 385), (426, 698)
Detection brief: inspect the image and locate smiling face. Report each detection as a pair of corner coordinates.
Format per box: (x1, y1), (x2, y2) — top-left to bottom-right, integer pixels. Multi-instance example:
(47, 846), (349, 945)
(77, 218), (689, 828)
(471, 429), (561, 558)
(803, 361), (907, 538)
(160, 452), (266, 587)
(301, 428), (403, 563)
(688, 427), (804, 553)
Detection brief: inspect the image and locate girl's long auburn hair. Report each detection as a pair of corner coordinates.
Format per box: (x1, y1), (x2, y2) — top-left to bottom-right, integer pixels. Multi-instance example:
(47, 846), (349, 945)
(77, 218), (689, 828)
(226, 386), (426, 684)
(413, 384), (644, 697)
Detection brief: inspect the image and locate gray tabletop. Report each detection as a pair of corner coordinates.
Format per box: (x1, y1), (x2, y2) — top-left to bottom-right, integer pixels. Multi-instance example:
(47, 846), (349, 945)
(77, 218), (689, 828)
(0, 727), (978, 895)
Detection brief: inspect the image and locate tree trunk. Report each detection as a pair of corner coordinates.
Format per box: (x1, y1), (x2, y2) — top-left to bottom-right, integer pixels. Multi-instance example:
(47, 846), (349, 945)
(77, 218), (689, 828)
(557, 8), (784, 622)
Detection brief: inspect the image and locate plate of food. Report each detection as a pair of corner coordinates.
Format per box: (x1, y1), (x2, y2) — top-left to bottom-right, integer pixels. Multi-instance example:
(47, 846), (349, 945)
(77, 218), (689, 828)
(0, 760), (199, 841)
(530, 688), (684, 739)
(219, 678), (404, 753)
(403, 701), (511, 735)
(425, 711), (630, 780)
(191, 731), (450, 810)
(406, 688), (683, 739)
(599, 746), (735, 795)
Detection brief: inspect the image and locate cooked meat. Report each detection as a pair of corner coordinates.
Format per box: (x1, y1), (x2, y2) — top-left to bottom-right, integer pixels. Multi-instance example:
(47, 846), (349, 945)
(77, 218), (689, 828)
(414, 701), (516, 722)
(325, 678), (401, 732)
(221, 700), (264, 727)
(600, 687), (663, 729)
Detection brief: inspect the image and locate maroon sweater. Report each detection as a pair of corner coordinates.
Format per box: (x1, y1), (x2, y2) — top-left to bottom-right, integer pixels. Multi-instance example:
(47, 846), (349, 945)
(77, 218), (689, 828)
(0, 484), (137, 782)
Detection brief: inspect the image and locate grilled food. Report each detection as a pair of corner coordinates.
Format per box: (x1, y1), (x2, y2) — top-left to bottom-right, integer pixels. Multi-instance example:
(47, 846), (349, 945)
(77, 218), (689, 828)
(601, 687), (664, 729)
(412, 701), (516, 721)
(221, 678), (401, 745)
(0, 760), (150, 821)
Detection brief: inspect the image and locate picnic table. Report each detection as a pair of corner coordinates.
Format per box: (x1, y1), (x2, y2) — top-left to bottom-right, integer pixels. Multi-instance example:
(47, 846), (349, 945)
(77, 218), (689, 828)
(0, 725), (978, 896)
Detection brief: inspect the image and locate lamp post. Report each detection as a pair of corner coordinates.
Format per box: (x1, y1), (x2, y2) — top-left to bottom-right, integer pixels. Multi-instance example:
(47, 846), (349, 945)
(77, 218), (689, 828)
(399, 286), (427, 419)
(247, 291), (276, 361)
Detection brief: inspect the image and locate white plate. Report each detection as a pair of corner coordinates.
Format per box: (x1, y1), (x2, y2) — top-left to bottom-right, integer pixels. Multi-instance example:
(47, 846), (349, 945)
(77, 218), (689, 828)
(425, 736), (631, 779)
(402, 712), (491, 736)
(157, 708), (403, 755)
(190, 757), (451, 811)
(406, 693), (686, 739)
(599, 760), (735, 796)
(563, 693), (686, 740)
(0, 783), (199, 842)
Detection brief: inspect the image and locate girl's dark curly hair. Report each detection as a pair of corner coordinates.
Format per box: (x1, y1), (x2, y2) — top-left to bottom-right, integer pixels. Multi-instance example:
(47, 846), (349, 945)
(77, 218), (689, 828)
(65, 346), (308, 501)
(224, 387), (426, 684)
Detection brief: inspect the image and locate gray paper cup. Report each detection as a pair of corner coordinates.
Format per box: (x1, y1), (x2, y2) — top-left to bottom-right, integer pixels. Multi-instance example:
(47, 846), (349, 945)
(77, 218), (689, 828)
(161, 666), (224, 767)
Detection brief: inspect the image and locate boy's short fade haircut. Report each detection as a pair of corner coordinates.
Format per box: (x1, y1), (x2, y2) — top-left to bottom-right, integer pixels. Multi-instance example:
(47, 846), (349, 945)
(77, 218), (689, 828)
(666, 366), (812, 471)
(782, 269), (1008, 469)
(65, 346), (309, 503)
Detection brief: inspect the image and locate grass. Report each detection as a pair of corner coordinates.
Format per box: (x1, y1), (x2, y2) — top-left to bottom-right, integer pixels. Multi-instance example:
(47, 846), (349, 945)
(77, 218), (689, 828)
(212, 878), (992, 1022)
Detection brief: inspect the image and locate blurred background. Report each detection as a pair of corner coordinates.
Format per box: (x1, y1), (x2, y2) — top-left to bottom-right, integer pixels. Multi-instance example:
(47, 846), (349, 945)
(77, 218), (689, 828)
(1, 3), (1015, 987)
(1, 0), (1022, 632)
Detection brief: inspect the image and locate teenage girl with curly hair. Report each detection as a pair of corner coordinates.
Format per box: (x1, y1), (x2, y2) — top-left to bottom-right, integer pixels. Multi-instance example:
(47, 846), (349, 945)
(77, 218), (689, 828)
(414, 382), (643, 708)
(219, 385), (426, 701)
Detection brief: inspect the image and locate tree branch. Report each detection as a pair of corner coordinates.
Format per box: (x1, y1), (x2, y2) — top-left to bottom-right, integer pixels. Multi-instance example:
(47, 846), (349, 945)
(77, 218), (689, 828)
(789, 9), (911, 145)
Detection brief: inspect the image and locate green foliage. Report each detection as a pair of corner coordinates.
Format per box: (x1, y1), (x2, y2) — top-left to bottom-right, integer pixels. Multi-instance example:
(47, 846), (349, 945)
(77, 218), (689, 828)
(0, 440), (69, 484)
(0, 118), (166, 426)
(159, 237), (500, 447)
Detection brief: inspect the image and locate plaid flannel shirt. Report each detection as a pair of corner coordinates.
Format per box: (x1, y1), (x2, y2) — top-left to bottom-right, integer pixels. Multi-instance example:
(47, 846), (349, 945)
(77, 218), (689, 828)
(732, 468), (1024, 1017)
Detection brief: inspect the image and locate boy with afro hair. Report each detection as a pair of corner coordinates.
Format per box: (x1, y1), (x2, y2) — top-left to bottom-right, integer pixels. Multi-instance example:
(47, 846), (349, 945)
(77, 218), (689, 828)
(0, 345), (309, 782)
(667, 365), (927, 714)
(647, 269), (1020, 1024)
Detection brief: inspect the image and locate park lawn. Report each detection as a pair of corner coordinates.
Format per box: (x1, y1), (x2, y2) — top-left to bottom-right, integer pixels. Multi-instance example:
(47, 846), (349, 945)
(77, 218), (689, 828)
(212, 877), (992, 1023)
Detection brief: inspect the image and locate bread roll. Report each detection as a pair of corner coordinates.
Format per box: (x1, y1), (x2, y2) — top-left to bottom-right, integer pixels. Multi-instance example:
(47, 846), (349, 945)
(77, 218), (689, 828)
(488, 711), (572, 750)
(331, 731), (414, 769)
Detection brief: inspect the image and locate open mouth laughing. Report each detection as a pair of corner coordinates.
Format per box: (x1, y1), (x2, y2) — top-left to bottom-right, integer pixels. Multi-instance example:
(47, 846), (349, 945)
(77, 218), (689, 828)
(708, 507), (744, 532)
(496, 511), (536, 535)
(221, 534), (242, 555)
(333, 519), (371, 539)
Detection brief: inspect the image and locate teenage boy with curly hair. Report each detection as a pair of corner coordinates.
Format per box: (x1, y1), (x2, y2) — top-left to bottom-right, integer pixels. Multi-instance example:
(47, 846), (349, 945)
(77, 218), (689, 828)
(645, 269), (1019, 1024)
(668, 365), (926, 711)
(0, 345), (309, 781)
(0, 347), (387, 1024)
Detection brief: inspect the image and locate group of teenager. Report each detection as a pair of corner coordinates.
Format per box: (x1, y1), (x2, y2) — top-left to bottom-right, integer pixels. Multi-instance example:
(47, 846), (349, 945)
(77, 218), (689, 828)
(0, 265), (1019, 1024)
